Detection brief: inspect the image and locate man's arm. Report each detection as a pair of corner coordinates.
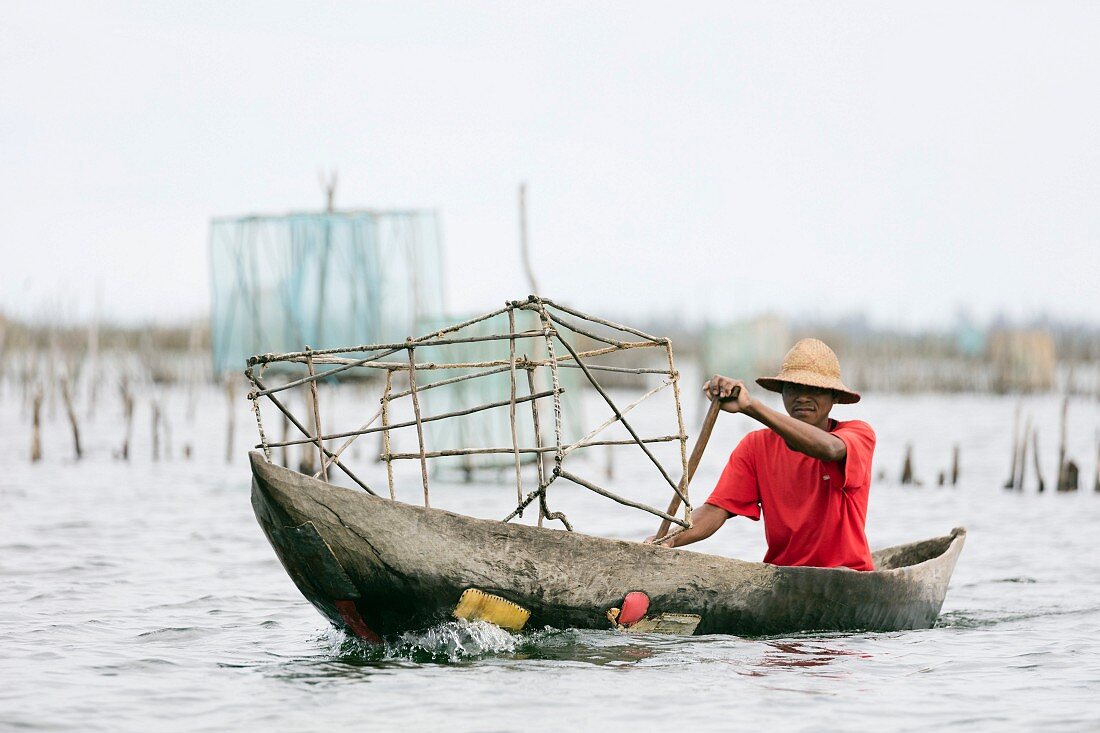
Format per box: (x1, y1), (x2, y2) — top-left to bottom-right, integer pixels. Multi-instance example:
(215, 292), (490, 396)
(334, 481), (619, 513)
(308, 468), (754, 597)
(646, 503), (731, 547)
(744, 400), (845, 461)
(704, 377), (846, 462)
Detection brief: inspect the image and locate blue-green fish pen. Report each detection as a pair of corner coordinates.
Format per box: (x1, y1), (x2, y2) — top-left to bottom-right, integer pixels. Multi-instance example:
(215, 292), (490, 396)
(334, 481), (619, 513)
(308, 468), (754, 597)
(209, 210), (444, 375)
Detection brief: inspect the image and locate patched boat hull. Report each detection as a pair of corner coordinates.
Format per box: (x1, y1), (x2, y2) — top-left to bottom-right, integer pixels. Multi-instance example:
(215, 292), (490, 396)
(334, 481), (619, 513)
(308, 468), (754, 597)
(250, 451), (966, 639)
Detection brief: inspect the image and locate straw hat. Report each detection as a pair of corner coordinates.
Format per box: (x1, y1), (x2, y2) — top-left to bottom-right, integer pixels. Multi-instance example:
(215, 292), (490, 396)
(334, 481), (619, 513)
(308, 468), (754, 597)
(756, 338), (861, 404)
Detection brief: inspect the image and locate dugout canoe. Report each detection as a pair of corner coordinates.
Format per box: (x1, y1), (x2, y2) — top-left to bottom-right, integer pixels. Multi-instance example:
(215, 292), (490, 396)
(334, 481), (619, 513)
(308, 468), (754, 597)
(250, 451), (966, 639)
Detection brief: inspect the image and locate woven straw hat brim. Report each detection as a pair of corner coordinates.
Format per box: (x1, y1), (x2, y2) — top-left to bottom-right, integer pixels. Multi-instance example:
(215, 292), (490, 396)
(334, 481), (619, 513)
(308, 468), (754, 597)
(756, 370), (861, 404)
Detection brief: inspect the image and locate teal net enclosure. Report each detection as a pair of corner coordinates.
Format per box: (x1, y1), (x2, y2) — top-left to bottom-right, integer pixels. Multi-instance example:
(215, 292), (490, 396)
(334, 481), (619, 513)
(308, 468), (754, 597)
(209, 210), (444, 376)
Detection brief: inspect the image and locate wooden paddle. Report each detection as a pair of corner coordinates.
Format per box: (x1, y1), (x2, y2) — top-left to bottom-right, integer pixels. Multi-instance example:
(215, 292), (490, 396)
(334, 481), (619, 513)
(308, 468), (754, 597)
(654, 387), (738, 541)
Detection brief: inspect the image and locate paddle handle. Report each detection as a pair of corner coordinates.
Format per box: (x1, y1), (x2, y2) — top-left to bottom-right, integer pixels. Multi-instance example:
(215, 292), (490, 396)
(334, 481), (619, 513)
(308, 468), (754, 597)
(654, 387), (738, 539)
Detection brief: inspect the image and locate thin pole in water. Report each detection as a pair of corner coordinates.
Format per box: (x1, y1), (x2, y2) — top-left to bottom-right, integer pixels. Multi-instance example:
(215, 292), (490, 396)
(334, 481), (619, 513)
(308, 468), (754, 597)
(1032, 429), (1045, 493)
(1004, 403), (1020, 489)
(30, 385), (42, 463)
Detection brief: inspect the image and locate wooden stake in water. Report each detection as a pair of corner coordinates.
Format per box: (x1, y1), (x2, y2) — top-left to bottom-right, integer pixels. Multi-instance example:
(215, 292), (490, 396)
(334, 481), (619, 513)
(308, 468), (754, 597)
(163, 409), (173, 461)
(1004, 403), (1020, 489)
(1056, 395), (1068, 490)
(1056, 396), (1078, 491)
(901, 444), (914, 485)
(1060, 461), (1080, 493)
(60, 376), (82, 460)
(31, 386), (43, 463)
(120, 380), (134, 461)
(1014, 416), (1032, 492)
(950, 444), (960, 486)
(1094, 430), (1100, 494)
(152, 400), (161, 462)
(1032, 429), (1045, 493)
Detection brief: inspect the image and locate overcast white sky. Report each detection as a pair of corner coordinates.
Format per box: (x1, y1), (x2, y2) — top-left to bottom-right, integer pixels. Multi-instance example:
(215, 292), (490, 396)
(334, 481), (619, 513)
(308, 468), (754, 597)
(2, 1), (1098, 328)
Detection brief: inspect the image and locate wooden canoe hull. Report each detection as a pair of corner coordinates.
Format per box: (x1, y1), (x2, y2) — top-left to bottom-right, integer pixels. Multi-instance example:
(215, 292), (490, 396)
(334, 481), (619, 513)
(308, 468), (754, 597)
(250, 451), (966, 638)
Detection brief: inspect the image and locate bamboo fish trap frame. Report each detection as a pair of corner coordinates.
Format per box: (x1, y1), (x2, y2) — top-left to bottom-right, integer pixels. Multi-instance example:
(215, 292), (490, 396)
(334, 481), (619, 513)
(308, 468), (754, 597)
(245, 296), (693, 536)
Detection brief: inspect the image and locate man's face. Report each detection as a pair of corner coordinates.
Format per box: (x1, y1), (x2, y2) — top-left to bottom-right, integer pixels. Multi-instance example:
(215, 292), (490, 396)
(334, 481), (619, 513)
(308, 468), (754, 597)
(781, 383), (836, 427)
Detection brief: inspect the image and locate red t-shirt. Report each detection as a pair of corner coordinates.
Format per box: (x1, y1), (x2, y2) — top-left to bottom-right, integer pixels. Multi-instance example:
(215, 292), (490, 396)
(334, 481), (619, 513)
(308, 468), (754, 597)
(705, 420), (876, 571)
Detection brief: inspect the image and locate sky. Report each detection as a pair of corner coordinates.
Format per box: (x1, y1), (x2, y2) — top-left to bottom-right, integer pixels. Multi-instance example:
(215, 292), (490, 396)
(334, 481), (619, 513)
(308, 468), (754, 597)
(2, 1), (1098, 329)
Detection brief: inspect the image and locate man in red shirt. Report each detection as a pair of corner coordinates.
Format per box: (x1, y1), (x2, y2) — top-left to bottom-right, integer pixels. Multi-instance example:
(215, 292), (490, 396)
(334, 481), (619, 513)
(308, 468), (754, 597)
(650, 338), (876, 571)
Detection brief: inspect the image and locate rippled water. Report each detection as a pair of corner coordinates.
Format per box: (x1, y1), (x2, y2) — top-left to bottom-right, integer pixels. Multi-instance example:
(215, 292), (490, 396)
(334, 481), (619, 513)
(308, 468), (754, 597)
(3, 386), (1099, 731)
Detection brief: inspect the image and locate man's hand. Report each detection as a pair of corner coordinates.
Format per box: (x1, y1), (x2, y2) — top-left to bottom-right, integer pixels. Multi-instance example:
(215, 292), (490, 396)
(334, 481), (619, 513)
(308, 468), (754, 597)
(704, 375), (752, 414)
(644, 504), (732, 548)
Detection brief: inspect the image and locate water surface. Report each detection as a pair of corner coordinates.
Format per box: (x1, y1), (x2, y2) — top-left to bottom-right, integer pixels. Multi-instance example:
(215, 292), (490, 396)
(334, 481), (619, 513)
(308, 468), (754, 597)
(2, 388), (1099, 731)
